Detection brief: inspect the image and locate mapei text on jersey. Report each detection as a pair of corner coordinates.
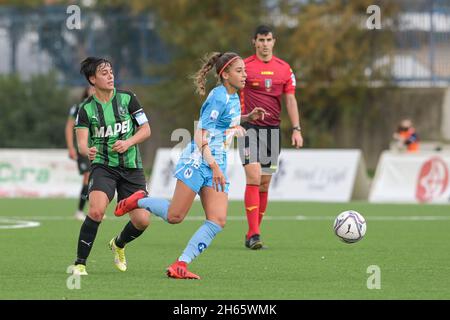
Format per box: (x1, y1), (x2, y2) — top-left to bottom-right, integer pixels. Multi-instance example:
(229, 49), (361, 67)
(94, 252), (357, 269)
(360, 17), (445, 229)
(93, 119), (132, 138)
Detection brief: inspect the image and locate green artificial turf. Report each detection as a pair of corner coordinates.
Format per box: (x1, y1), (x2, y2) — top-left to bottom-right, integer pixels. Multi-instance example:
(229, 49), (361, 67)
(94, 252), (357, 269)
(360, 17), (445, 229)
(0, 199), (449, 299)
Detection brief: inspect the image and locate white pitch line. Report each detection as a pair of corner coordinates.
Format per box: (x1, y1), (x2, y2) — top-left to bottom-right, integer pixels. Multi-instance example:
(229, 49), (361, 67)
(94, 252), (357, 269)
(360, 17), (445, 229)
(0, 218), (41, 229)
(1, 215), (450, 222)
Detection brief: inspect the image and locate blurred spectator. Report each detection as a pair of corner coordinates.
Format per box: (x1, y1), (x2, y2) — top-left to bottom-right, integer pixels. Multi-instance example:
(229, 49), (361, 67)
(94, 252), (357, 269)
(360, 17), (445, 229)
(392, 119), (420, 153)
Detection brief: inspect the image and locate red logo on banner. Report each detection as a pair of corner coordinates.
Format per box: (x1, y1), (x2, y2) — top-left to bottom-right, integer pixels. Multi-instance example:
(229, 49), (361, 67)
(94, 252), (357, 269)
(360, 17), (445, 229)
(416, 157), (449, 203)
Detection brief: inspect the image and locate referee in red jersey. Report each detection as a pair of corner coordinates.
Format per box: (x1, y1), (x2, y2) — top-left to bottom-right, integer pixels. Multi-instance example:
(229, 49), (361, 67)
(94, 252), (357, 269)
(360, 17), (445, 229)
(239, 25), (303, 249)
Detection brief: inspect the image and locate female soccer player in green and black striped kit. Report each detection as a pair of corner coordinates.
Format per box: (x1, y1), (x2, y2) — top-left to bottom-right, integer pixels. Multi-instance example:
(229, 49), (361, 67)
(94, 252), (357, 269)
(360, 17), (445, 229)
(71, 57), (151, 276)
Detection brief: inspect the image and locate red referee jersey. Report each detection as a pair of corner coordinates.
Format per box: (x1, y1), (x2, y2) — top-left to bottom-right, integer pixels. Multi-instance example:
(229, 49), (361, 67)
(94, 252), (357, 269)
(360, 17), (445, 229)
(241, 54), (296, 126)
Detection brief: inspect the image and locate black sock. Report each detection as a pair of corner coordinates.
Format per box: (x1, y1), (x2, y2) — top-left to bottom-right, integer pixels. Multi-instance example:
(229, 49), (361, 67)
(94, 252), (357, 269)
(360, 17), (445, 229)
(78, 184), (89, 211)
(115, 221), (144, 248)
(75, 216), (101, 265)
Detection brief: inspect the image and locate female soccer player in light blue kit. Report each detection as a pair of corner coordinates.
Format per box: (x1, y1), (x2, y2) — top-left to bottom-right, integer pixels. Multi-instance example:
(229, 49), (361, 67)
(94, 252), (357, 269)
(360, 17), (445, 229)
(115, 52), (266, 279)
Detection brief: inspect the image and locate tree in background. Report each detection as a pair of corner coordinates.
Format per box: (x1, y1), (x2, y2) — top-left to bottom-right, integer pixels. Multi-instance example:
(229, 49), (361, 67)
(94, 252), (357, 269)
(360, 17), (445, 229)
(133, 0), (267, 141)
(0, 0), (396, 163)
(281, 0), (396, 148)
(134, 0), (395, 152)
(0, 73), (69, 148)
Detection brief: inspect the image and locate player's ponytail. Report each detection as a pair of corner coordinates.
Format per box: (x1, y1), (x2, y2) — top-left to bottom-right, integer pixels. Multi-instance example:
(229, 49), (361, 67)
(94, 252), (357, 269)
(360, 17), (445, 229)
(193, 52), (222, 96)
(192, 52), (241, 96)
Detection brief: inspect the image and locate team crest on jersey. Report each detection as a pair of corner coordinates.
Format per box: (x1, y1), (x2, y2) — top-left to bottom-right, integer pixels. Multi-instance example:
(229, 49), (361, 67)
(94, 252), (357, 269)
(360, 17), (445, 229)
(118, 103), (127, 117)
(265, 79), (272, 92)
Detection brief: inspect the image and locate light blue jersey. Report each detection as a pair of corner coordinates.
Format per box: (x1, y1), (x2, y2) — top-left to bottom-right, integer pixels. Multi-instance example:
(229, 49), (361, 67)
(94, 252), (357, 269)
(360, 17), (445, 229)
(174, 85), (241, 193)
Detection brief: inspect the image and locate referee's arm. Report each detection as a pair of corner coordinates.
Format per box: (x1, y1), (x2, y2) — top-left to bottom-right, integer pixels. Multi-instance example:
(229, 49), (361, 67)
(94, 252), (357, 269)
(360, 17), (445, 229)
(284, 93), (303, 148)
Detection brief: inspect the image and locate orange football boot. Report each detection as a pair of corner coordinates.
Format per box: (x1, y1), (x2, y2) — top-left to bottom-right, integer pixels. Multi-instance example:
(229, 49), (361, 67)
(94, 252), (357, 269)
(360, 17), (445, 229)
(166, 261), (200, 280)
(114, 190), (146, 217)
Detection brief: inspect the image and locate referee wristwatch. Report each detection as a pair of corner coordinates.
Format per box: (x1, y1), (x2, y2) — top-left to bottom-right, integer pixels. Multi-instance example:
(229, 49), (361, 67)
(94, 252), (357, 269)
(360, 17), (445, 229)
(292, 125), (302, 132)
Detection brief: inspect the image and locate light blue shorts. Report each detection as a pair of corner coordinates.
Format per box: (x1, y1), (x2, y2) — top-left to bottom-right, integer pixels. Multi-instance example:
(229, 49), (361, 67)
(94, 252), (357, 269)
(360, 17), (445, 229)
(174, 160), (230, 194)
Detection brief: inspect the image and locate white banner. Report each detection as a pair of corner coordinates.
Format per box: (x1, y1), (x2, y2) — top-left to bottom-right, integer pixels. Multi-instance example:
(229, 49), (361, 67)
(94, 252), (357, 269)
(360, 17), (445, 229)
(0, 149), (82, 198)
(149, 148), (369, 202)
(369, 151), (450, 203)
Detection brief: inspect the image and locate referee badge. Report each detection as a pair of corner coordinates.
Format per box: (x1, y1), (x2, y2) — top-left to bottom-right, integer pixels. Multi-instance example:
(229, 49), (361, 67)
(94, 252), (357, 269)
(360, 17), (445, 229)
(264, 79), (272, 92)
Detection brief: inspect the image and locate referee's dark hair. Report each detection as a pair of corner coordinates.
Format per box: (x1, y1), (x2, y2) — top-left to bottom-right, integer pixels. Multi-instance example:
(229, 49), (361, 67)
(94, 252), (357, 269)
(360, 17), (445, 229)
(80, 57), (113, 86)
(253, 25), (275, 39)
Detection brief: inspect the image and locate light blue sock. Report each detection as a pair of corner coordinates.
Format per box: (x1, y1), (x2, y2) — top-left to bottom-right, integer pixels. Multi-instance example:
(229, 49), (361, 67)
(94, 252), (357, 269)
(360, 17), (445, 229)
(137, 197), (169, 222)
(178, 220), (222, 264)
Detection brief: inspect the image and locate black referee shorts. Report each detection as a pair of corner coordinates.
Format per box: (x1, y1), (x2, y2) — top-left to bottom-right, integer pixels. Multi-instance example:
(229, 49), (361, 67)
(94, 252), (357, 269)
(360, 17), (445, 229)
(88, 164), (147, 202)
(238, 123), (281, 175)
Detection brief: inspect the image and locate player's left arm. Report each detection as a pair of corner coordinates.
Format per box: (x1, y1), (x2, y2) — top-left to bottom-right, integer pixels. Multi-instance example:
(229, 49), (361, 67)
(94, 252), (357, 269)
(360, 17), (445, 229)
(113, 93), (151, 154)
(285, 93), (303, 149)
(284, 66), (303, 149)
(113, 123), (151, 154)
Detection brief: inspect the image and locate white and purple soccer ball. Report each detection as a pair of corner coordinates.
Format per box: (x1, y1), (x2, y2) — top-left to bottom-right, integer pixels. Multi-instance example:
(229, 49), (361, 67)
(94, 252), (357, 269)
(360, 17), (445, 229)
(333, 210), (367, 244)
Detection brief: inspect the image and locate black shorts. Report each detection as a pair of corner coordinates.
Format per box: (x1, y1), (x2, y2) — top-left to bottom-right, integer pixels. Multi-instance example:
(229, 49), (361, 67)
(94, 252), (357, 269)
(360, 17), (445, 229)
(88, 164), (147, 202)
(77, 153), (91, 174)
(238, 123), (281, 174)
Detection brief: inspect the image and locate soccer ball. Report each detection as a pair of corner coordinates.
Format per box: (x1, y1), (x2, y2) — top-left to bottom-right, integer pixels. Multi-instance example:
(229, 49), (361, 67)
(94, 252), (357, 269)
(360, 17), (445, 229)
(333, 210), (367, 244)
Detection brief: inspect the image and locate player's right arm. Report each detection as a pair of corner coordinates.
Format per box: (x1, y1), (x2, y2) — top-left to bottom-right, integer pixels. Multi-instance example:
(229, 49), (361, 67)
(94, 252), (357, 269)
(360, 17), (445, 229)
(194, 128), (225, 192)
(76, 129), (97, 161)
(195, 93), (226, 192)
(76, 128), (89, 156)
(75, 106), (97, 161)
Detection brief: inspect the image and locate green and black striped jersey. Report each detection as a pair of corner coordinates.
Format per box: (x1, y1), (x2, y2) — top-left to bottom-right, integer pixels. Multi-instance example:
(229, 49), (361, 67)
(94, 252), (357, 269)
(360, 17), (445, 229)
(75, 88), (149, 169)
